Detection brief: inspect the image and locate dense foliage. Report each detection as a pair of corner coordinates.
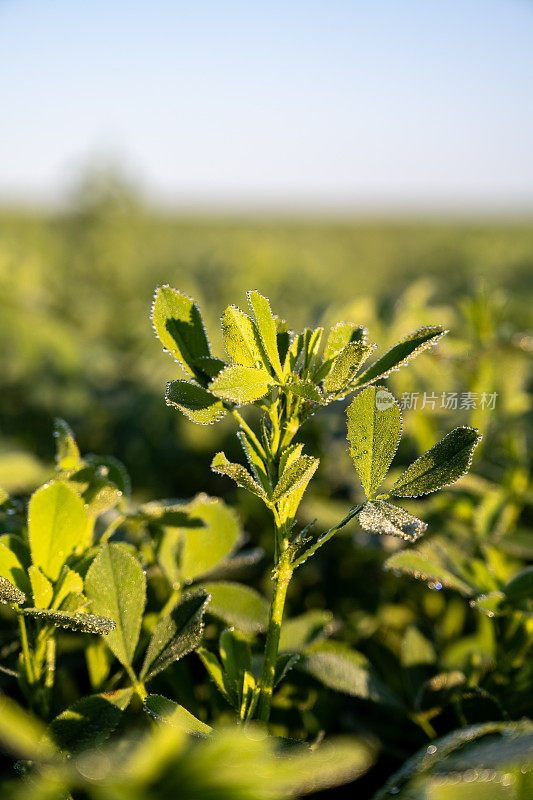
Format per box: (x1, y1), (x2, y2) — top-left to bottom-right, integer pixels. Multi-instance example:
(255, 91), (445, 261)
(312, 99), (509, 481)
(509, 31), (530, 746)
(0, 180), (532, 797)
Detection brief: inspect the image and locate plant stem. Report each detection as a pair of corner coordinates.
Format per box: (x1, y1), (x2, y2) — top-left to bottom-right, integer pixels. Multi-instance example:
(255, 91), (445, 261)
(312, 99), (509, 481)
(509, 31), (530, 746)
(257, 551), (292, 724)
(231, 409), (267, 459)
(17, 613), (35, 685)
(292, 503), (365, 569)
(125, 664), (147, 702)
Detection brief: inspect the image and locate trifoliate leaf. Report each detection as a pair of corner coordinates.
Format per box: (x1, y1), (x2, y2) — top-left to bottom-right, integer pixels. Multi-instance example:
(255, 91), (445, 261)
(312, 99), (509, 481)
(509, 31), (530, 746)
(85, 544), (146, 666)
(201, 581), (269, 634)
(141, 590), (210, 681)
(209, 364), (274, 405)
(390, 426), (482, 498)
(53, 418), (81, 472)
(151, 285), (210, 377)
(21, 608), (116, 635)
(165, 380), (226, 425)
(211, 452), (267, 500)
(28, 481), (90, 581)
(272, 455), (320, 504)
(221, 305), (267, 369)
(247, 291), (284, 380)
(346, 386), (401, 498)
(323, 341), (375, 394)
(358, 500), (427, 542)
(144, 694), (212, 736)
(353, 325), (447, 388)
(0, 575), (25, 605)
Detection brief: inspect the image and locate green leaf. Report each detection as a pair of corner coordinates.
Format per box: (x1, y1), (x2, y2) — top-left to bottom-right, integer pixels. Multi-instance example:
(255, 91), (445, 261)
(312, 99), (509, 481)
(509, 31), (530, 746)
(346, 386), (401, 498)
(201, 581), (268, 634)
(21, 608), (116, 635)
(53, 418), (81, 472)
(221, 304), (267, 369)
(151, 285), (210, 377)
(502, 566), (533, 603)
(324, 322), (367, 360)
(384, 547), (474, 595)
(144, 694), (212, 736)
(279, 610), (337, 652)
(284, 381), (324, 404)
(358, 500), (427, 542)
(160, 495), (241, 585)
(28, 565), (53, 608)
(274, 653), (300, 687)
(272, 455), (320, 503)
(353, 325), (448, 388)
(0, 575), (25, 605)
(52, 567), (84, 610)
(197, 648), (230, 702)
(323, 341), (375, 394)
(85, 543), (146, 667)
(211, 452), (267, 500)
(247, 291), (284, 379)
(237, 431), (271, 495)
(50, 689), (133, 754)
(300, 641), (399, 706)
(0, 695), (55, 761)
(193, 356), (226, 379)
(219, 628), (252, 705)
(165, 380), (226, 425)
(209, 364), (274, 404)
(0, 536), (31, 594)
(140, 590), (210, 681)
(28, 481), (90, 581)
(390, 426), (482, 498)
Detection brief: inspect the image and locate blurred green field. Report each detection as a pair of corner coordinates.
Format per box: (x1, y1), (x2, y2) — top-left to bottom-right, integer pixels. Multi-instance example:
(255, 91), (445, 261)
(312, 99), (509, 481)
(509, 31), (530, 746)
(1, 175), (532, 501)
(1, 176), (533, 797)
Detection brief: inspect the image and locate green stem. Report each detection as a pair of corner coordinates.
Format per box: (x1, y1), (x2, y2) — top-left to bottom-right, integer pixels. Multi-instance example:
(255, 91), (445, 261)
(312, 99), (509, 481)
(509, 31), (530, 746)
(17, 613), (35, 685)
(230, 409), (267, 460)
(125, 663), (147, 702)
(257, 552), (292, 724)
(292, 503), (365, 569)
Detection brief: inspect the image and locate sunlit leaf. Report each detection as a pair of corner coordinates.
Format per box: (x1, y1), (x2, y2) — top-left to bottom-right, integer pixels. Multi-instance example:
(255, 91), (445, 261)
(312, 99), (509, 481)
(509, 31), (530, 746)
(0, 575), (25, 605)
(151, 285), (210, 377)
(50, 689), (133, 754)
(358, 500), (427, 542)
(28, 565), (53, 608)
(247, 291), (284, 379)
(53, 418), (81, 472)
(201, 581), (268, 634)
(390, 426), (482, 498)
(144, 694), (212, 736)
(272, 455), (320, 504)
(211, 452), (267, 500)
(21, 608), (116, 635)
(346, 386), (401, 497)
(209, 364), (275, 405)
(323, 341), (374, 394)
(221, 305), (267, 369)
(166, 380), (226, 424)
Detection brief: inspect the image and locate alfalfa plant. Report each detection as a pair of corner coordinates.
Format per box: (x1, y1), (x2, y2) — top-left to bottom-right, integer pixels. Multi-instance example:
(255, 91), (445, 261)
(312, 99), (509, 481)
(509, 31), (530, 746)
(152, 286), (482, 725)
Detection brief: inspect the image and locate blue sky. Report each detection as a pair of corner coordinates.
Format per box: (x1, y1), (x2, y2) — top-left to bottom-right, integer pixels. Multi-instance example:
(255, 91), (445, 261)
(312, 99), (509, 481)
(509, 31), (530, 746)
(1, 0), (532, 211)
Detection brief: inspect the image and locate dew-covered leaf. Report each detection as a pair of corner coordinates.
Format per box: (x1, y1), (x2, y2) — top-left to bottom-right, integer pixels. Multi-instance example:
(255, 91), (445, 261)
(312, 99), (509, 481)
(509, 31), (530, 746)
(323, 342), (374, 394)
(144, 694), (212, 736)
(300, 641), (400, 707)
(50, 689), (133, 754)
(53, 418), (81, 472)
(140, 590), (210, 681)
(272, 455), (320, 504)
(52, 567), (84, 610)
(358, 500), (427, 542)
(29, 481), (89, 581)
(209, 364), (274, 405)
(85, 543), (146, 666)
(28, 565), (53, 608)
(151, 285), (210, 377)
(353, 325), (447, 388)
(384, 548), (474, 596)
(221, 305), (267, 369)
(284, 381), (324, 404)
(201, 581), (269, 634)
(237, 431), (271, 495)
(211, 452), (267, 500)
(193, 356), (226, 379)
(0, 575), (25, 605)
(247, 291), (284, 380)
(166, 380), (226, 425)
(0, 536), (31, 594)
(21, 608), (116, 635)
(346, 386), (401, 498)
(390, 426), (482, 498)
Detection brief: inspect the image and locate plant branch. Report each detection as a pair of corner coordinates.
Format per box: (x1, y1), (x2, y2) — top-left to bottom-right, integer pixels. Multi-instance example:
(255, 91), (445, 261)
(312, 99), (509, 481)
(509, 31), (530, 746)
(291, 503), (365, 569)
